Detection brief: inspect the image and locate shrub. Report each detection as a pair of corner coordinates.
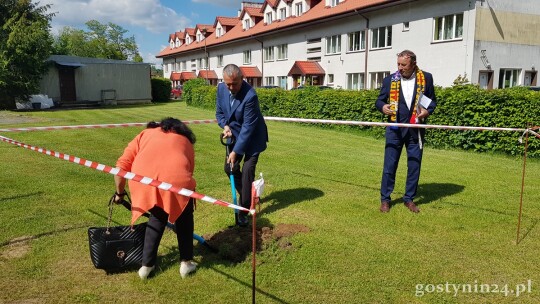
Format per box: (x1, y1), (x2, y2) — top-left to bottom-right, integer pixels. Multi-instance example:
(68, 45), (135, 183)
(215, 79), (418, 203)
(188, 84), (540, 157)
(151, 77), (172, 102)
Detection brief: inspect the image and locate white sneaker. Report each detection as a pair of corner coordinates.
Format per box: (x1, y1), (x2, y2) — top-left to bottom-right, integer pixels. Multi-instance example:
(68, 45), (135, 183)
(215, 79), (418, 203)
(138, 265), (155, 280)
(179, 261), (197, 278)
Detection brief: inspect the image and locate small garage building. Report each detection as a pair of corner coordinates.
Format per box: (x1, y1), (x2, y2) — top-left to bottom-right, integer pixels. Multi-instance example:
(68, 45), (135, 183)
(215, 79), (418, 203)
(40, 55), (152, 105)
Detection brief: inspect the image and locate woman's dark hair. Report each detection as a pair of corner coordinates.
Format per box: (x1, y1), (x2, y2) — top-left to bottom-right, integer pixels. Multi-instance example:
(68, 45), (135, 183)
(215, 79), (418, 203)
(146, 117), (196, 144)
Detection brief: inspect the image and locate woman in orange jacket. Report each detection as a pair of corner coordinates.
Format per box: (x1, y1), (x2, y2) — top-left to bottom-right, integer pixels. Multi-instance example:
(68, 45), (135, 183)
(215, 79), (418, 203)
(114, 117), (197, 279)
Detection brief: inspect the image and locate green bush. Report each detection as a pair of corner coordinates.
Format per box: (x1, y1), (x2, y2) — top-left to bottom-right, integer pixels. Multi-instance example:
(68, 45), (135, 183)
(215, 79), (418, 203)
(151, 77), (172, 102)
(188, 84), (540, 157)
(183, 78), (212, 107)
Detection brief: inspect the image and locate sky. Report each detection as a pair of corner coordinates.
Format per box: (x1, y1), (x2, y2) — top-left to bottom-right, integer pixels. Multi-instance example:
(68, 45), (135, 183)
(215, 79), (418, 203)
(40, 0), (247, 67)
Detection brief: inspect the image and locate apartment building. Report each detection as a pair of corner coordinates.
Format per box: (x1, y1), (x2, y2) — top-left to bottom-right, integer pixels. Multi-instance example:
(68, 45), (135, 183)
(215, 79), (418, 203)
(156, 0), (540, 90)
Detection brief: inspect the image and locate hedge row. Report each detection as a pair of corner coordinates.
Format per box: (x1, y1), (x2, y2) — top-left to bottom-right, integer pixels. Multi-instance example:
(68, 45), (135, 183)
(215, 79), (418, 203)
(183, 81), (539, 158)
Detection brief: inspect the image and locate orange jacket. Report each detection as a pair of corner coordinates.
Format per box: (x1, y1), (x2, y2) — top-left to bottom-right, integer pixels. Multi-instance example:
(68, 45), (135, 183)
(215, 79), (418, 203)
(116, 128), (196, 225)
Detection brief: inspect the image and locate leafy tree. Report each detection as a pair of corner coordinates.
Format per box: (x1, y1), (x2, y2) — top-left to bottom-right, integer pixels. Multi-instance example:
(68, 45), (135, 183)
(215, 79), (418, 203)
(53, 20), (142, 61)
(0, 0), (54, 110)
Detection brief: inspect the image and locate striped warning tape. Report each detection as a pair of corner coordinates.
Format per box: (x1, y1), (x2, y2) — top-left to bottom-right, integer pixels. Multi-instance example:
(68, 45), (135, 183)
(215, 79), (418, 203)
(263, 117), (535, 133)
(0, 134), (253, 215)
(0, 119), (217, 132)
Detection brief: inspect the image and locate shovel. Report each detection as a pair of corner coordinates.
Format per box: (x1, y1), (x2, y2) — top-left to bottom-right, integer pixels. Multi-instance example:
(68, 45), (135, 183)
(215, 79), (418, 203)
(220, 134), (239, 225)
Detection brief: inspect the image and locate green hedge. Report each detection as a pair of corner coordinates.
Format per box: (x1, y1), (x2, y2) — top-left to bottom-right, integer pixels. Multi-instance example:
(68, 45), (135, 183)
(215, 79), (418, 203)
(151, 77), (172, 102)
(185, 82), (540, 158)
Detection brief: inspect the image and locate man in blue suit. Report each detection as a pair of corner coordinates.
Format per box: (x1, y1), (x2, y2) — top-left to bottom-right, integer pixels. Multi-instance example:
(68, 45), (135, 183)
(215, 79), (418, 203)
(216, 64), (268, 226)
(375, 50), (436, 213)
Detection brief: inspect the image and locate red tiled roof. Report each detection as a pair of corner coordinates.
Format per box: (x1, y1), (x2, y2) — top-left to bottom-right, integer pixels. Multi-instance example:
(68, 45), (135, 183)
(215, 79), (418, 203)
(198, 70), (218, 79)
(185, 28), (196, 37)
(215, 16), (239, 28)
(158, 0), (393, 58)
(197, 24), (215, 34)
(171, 71), (197, 80)
(240, 6), (264, 19)
(288, 61), (325, 76)
(263, 0), (279, 9)
(239, 66), (262, 78)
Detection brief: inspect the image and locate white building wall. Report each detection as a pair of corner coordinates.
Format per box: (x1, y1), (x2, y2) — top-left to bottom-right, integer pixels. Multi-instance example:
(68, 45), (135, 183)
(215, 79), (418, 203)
(160, 0), (540, 90)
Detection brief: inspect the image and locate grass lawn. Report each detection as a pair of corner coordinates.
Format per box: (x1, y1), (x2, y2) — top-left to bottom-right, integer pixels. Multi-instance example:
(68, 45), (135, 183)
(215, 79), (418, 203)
(0, 102), (539, 303)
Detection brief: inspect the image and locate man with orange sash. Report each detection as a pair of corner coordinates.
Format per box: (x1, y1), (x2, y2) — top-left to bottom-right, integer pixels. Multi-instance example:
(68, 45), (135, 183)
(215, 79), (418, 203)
(375, 50), (436, 213)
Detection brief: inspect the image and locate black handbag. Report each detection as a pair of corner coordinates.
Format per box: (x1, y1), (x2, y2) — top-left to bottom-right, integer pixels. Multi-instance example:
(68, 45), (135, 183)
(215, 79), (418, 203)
(88, 193), (146, 271)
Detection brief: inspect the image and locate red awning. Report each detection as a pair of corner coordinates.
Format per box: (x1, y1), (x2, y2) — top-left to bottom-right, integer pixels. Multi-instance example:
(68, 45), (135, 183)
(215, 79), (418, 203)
(288, 61), (325, 76)
(170, 72), (181, 81)
(198, 70), (218, 79)
(239, 66), (262, 78)
(171, 71), (197, 81)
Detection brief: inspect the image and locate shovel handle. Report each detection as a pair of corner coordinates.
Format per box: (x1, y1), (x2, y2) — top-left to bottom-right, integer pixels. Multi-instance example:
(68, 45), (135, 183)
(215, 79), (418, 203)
(220, 133), (235, 146)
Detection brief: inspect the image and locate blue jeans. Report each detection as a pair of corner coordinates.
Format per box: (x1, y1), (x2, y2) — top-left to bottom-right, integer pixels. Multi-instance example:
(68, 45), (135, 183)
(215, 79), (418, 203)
(380, 127), (423, 203)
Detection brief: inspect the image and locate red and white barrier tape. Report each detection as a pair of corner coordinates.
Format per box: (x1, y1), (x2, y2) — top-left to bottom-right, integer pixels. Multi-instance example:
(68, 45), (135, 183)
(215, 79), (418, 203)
(0, 119), (217, 132)
(0, 134), (253, 215)
(263, 117), (531, 133)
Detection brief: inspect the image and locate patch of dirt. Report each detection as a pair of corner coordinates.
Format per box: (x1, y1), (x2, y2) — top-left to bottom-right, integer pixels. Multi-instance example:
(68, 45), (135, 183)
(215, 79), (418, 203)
(202, 223), (310, 263)
(0, 112), (43, 125)
(0, 237), (31, 260)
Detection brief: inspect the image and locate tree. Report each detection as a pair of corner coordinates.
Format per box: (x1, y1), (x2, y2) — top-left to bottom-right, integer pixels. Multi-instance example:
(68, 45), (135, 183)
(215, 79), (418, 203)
(0, 0), (54, 110)
(53, 20), (142, 62)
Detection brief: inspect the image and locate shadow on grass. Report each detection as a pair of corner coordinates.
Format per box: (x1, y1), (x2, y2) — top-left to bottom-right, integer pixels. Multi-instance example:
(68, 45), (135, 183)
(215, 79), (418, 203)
(0, 192), (44, 203)
(517, 218), (539, 244)
(415, 183), (465, 206)
(261, 187), (325, 214)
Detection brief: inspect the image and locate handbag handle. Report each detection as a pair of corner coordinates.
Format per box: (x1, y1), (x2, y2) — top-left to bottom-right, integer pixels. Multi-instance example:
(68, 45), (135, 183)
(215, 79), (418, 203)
(106, 192), (132, 233)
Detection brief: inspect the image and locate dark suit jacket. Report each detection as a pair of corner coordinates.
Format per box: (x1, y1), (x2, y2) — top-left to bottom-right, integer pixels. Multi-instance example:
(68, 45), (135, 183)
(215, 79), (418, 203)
(375, 71), (437, 139)
(216, 81), (268, 156)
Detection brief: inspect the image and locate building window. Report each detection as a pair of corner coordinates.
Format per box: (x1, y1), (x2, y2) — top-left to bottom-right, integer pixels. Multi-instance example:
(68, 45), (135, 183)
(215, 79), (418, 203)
(243, 50), (252, 64)
(182, 61), (187, 71)
(403, 22), (410, 31)
(217, 55), (223, 67)
(347, 73), (365, 90)
(328, 74), (334, 85)
(164, 64), (168, 73)
(280, 8), (286, 20)
(499, 69), (520, 88)
(326, 34), (341, 55)
(264, 46), (275, 62)
(371, 26), (392, 49)
(175, 62), (180, 71)
(169, 41), (174, 49)
(265, 77), (275, 86)
(244, 19), (251, 30)
(295, 3), (303, 16)
(370, 71), (389, 89)
(198, 58), (208, 69)
(266, 12), (273, 24)
(348, 31), (365, 52)
(277, 44), (288, 60)
(433, 13), (464, 41)
(278, 76), (288, 89)
(327, 0), (340, 7)
(216, 28), (222, 37)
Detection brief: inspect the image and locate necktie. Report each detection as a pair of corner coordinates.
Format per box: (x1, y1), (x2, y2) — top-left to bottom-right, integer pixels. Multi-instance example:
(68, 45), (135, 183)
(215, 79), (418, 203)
(229, 93), (234, 108)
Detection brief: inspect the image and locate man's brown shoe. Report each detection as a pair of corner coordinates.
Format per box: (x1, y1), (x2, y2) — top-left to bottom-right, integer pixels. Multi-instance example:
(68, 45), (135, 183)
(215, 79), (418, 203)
(404, 201), (420, 213)
(380, 201), (390, 213)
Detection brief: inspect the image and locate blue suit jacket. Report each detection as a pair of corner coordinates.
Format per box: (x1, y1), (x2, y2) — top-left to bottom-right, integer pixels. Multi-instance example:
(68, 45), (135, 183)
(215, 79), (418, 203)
(216, 81), (268, 156)
(375, 71), (436, 139)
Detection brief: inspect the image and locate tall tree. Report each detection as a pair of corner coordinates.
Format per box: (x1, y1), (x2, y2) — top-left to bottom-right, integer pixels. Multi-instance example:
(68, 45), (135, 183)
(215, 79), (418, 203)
(0, 0), (54, 110)
(53, 20), (142, 62)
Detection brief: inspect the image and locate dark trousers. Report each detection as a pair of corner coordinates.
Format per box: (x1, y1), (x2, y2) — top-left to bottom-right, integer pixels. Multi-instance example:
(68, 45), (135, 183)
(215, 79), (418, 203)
(224, 153), (259, 210)
(380, 127), (423, 203)
(142, 199), (194, 266)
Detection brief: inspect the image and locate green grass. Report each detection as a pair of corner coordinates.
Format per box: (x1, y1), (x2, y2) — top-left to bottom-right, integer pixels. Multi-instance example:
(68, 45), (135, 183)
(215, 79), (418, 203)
(0, 102), (539, 303)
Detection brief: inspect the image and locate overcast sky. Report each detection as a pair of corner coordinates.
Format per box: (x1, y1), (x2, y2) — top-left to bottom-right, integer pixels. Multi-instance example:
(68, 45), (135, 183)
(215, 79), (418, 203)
(40, 0), (246, 67)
